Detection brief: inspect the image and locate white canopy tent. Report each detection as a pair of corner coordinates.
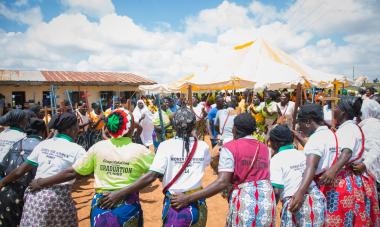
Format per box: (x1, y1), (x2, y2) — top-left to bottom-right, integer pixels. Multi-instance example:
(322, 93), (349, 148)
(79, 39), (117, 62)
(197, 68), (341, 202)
(139, 84), (178, 94)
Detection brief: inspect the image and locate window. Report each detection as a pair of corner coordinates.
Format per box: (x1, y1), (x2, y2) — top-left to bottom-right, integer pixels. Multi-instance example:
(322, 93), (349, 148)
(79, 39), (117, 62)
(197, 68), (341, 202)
(12, 91), (25, 107)
(100, 91), (114, 109)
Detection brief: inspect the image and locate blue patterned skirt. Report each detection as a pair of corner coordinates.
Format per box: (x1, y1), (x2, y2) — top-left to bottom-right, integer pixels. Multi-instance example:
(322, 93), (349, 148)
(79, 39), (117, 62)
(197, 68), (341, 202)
(281, 185), (326, 227)
(227, 180), (276, 227)
(162, 191), (207, 227)
(90, 193), (143, 227)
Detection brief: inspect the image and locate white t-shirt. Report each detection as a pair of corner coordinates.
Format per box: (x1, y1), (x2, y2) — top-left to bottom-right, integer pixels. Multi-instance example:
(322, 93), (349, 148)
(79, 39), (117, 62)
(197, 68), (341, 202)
(0, 128), (26, 161)
(215, 108), (236, 141)
(149, 137), (211, 193)
(336, 120), (364, 163)
(27, 135), (86, 185)
(277, 101), (295, 127)
(304, 126), (337, 175)
(76, 110), (90, 131)
(270, 148), (315, 198)
(193, 104), (205, 122)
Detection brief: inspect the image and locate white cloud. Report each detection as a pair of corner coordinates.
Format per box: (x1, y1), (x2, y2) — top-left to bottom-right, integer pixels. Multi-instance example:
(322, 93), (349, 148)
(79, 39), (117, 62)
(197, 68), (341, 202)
(185, 1), (254, 37)
(62, 0), (115, 18)
(0, 3), (42, 26)
(15, 0), (29, 7)
(0, 0), (379, 83)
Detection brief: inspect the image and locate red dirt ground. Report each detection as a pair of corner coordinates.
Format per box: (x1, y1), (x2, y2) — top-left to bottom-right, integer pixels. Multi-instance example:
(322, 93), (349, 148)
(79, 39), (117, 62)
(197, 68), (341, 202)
(72, 137), (281, 226)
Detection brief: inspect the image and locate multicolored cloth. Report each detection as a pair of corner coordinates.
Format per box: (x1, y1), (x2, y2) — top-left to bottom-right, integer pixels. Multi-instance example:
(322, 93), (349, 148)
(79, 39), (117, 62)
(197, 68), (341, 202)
(316, 168), (380, 226)
(227, 180), (276, 227)
(281, 186), (326, 227)
(90, 193), (143, 227)
(162, 192), (207, 227)
(20, 184), (77, 227)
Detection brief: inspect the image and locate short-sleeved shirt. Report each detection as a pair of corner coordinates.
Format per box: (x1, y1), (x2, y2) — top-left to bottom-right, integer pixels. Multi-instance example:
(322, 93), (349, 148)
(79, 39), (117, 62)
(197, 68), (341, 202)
(270, 147), (316, 198)
(277, 101), (295, 127)
(336, 120), (363, 163)
(215, 108), (236, 141)
(27, 134), (86, 185)
(0, 128), (26, 162)
(73, 137), (154, 193)
(304, 126), (337, 175)
(207, 107), (218, 138)
(149, 137), (211, 193)
(218, 136), (270, 184)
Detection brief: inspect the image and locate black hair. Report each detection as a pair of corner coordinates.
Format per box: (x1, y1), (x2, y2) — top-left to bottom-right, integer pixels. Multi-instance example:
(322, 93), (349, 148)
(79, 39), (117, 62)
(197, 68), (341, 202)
(48, 112), (77, 133)
(269, 125), (293, 148)
(337, 96), (362, 119)
(26, 118), (46, 136)
(297, 104), (324, 123)
(233, 113), (256, 139)
(0, 109), (27, 128)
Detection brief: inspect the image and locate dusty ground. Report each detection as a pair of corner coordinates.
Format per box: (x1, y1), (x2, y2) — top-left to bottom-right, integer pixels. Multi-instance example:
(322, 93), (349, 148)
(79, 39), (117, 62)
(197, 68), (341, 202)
(72, 167), (229, 227)
(71, 137), (280, 226)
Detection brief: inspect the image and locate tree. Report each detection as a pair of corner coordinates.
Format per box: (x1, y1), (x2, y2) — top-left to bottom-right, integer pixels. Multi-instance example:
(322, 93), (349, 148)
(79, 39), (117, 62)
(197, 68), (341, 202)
(374, 78), (379, 83)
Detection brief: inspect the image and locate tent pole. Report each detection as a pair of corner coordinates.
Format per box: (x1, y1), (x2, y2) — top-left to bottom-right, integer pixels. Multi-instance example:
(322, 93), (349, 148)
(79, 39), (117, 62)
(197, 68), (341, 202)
(331, 82), (337, 129)
(292, 83), (302, 130)
(156, 94), (166, 142)
(188, 85), (193, 109)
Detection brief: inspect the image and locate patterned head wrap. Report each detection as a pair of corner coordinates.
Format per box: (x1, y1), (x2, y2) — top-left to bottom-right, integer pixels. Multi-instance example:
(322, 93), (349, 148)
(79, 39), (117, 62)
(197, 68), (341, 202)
(173, 107), (196, 154)
(106, 109), (133, 138)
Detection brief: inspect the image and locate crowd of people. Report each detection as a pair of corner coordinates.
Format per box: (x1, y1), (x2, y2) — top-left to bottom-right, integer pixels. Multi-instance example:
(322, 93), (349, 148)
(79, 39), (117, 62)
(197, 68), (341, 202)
(0, 86), (379, 227)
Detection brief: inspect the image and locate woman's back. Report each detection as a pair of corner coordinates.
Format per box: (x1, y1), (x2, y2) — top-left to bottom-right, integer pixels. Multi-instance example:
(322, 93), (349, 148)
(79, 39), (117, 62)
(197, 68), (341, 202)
(150, 137), (211, 194)
(222, 137), (270, 185)
(26, 135), (86, 184)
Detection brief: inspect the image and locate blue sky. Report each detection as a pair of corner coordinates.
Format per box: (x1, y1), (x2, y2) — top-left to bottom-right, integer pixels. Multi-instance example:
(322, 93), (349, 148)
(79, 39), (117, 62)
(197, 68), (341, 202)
(1, 0), (291, 32)
(0, 0), (379, 82)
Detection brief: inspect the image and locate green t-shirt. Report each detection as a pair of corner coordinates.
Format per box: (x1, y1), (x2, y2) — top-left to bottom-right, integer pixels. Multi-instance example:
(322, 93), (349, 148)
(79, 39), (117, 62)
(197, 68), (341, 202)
(73, 137), (154, 193)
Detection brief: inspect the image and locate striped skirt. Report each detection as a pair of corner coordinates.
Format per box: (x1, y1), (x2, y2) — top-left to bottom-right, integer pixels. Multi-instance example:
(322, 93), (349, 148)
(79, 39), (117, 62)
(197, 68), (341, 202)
(162, 191), (207, 227)
(90, 193), (143, 227)
(227, 180), (276, 227)
(20, 184), (77, 227)
(281, 186), (326, 227)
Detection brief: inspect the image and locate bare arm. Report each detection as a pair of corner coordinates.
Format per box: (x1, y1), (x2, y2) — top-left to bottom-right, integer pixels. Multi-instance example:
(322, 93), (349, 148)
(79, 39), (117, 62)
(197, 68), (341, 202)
(0, 163), (34, 189)
(319, 149), (352, 186)
(29, 167), (81, 191)
(171, 172), (233, 209)
(288, 154), (320, 212)
(98, 171), (160, 209)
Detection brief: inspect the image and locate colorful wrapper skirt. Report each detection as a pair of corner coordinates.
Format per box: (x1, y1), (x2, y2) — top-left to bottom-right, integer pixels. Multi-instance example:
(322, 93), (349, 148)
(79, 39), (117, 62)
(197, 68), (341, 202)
(0, 182), (27, 227)
(162, 191), (207, 227)
(20, 184), (77, 227)
(316, 168), (380, 226)
(227, 180), (276, 227)
(281, 185), (326, 227)
(90, 193), (143, 227)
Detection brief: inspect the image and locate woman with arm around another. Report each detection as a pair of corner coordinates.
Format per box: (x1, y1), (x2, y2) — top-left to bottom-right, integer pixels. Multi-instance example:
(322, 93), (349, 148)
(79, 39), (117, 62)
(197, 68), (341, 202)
(99, 107), (211, 227)
(0, 112), (85, 227)
(269, 125), (326, 226)
(172, 112), (276, 226)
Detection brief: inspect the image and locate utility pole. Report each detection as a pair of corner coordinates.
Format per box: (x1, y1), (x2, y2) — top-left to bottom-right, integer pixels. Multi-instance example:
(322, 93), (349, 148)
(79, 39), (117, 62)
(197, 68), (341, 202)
(352, 66), (355, 81)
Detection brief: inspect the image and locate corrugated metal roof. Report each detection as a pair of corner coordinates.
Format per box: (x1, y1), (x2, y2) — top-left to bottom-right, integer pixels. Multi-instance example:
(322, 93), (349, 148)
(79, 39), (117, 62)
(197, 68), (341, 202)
(0, 70), (156, 85)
